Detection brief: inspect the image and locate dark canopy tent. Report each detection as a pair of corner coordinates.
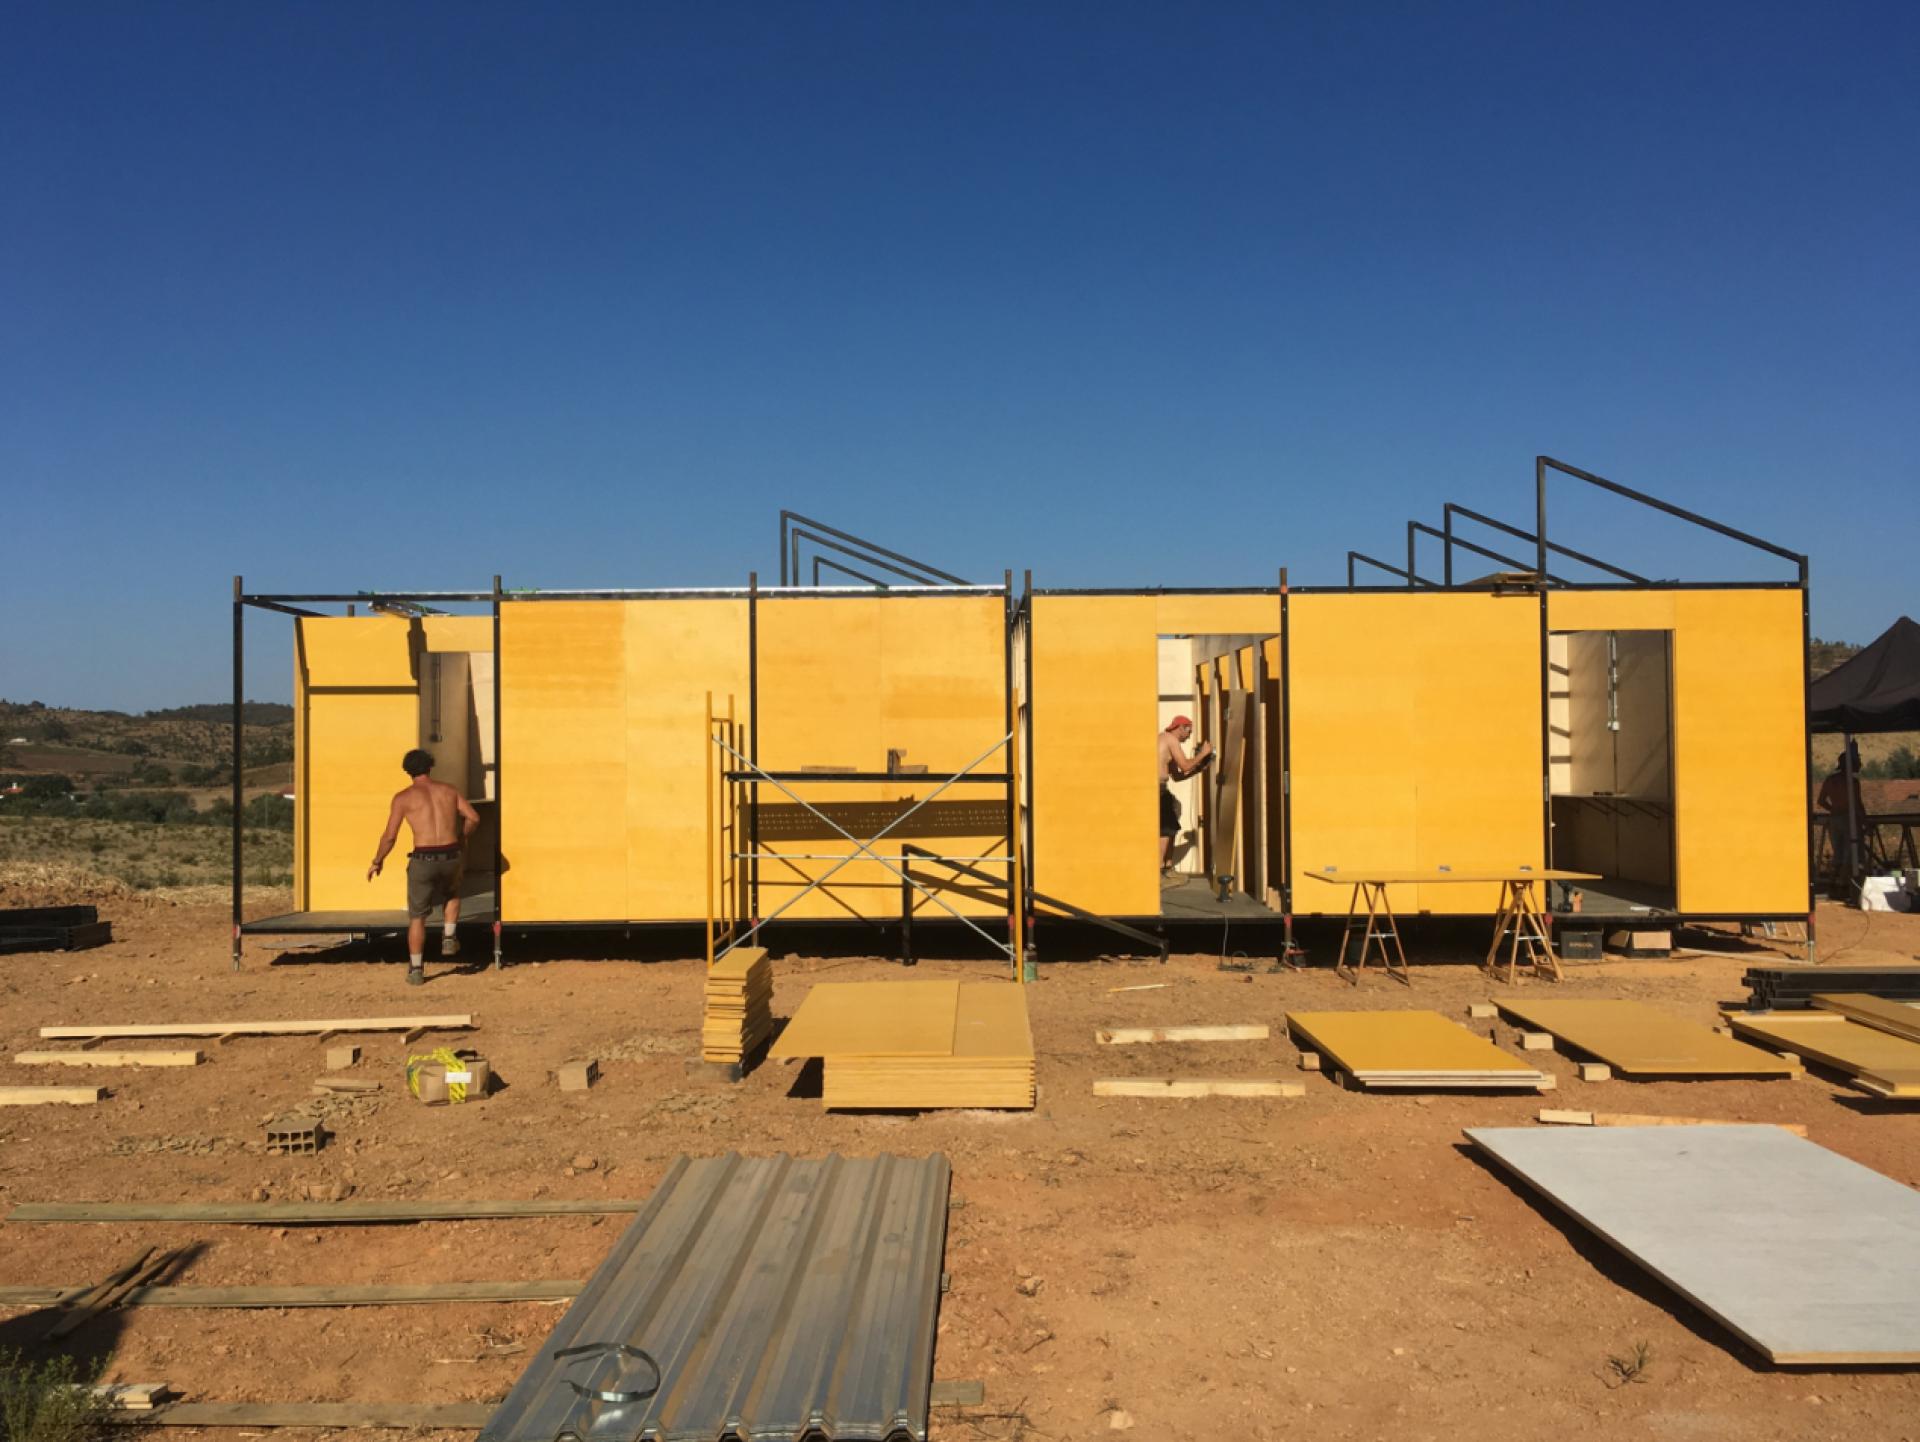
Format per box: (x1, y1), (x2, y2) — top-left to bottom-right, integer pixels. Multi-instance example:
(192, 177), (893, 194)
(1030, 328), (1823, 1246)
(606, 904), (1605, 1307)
(1810, 615), (1920, 733)
(1809, 615), (1920, 890)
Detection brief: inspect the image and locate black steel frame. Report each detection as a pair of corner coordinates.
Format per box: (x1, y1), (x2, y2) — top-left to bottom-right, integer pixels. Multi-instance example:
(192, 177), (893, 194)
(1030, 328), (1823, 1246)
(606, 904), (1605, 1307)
(777, 511), (969, 588)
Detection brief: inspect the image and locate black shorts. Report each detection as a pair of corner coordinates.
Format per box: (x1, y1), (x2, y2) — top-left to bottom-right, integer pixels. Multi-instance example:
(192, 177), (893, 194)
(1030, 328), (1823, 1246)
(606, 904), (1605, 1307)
(1159, 785), (1182, 839)
(407, 849), (464, 919)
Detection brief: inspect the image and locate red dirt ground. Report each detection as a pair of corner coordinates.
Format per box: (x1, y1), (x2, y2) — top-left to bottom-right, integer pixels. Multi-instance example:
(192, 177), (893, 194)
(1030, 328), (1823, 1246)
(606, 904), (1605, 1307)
(1, 894), (1917, 1442)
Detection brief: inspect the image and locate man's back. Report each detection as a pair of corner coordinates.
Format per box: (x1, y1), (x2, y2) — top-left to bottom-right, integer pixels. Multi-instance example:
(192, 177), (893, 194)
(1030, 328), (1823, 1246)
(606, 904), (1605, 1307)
(394, 778), (464, 849)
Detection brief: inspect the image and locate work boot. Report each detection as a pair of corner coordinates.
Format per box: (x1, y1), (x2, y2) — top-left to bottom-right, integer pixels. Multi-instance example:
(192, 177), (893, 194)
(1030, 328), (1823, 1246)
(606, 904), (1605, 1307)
(406, 965), (425, 987)
(442, 934), (461, 958)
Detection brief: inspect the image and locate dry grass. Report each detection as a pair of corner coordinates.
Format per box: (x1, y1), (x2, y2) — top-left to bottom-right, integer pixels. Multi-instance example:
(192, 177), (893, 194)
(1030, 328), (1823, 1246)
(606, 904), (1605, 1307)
(0, 815), (291, 894)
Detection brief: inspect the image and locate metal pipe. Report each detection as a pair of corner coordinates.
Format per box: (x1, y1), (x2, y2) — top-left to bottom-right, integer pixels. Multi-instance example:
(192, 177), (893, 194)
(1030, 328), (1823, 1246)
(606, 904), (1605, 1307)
(1411, 522), (1551, 582)
(231, 576), (244, 972)
(790, 527), (960, 587)
(812, 555), (892, 587)
(1444, 503), (1646, 583)
(778, 509), (970, 585)
(1540, 455), (1806, 567)
(1347, 551), (1415, 587)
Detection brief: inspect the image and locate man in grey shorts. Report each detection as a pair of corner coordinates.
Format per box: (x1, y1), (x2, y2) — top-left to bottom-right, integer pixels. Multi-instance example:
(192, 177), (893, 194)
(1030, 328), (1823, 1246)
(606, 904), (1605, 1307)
(368, 749), (481, 985)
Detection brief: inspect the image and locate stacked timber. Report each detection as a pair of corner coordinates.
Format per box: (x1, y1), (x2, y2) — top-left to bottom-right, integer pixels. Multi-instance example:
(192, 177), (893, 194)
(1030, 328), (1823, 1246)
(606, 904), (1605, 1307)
(770, 979), (1035, 1110)
(1495, 998), (1799, 1079)
(1742, 964), (1920, 1011)
(700, 947), (773, 1064)
(1285, 1010), (1548, 1091)
(0, 905), (111, 955)
(1728, 1011), (1920, 1099)
(1813, 993), (1920, 1044)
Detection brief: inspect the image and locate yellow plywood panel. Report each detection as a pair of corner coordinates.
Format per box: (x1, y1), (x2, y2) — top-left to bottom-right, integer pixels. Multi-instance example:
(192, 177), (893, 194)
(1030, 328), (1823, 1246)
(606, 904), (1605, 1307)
(624, 600), (747, 922)
(499, 602), (627, 921)
(951, 982), (1035, 1060)
(1548, 589), (1807, 914)
(1288, 592), (1543, 915)
(421, 615), (493, 653)
(1287, 1009), (1541, 1077)
(1729, 1012), (1920, 1096)
(753, 596), (1006, 920)
(768, 980), (959, 1059)
(1303, 868), (1595, 884)
(1499, 999), (1799, 1076)
(1155, 594), (1279, 635)
(1812, 994), (1920, 1044)
(1032, 595), (1159, 915)
(297, 619), (420, 911)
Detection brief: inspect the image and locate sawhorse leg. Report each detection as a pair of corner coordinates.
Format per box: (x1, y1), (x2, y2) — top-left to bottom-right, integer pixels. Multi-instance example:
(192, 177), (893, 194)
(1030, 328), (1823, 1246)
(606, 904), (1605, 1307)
(1484, 881), (1517, 983)
(1510, 881), (1563, 982)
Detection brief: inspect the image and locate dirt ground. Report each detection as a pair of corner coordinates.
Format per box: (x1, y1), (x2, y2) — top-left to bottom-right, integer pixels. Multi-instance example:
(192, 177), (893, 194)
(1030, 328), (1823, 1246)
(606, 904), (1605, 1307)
(2, 891), (1917, 1442)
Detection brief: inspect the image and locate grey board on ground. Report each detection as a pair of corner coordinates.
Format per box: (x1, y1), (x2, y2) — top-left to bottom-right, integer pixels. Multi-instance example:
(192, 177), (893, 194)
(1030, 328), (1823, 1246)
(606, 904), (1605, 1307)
(1465, 1125), (1920, 1365)
(479, 1151), (949, 1442)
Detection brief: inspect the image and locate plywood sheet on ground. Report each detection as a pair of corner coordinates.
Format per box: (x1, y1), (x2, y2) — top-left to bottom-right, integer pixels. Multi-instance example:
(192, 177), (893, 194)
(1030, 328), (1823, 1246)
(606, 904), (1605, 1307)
(1812, 994), (1920, 1045)
(1287, 1010), (1543, 1088)
(1496, 999), (1797, 1077)
(768, 981), (960, 1059)
(1728, 1012), (1920, 1098)
(1465, 1125), (1920, 1364)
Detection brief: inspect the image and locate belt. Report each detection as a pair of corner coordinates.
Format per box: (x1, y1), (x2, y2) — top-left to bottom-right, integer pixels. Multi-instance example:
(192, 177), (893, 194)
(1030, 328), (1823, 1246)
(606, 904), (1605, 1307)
(410, 846), (462, 860)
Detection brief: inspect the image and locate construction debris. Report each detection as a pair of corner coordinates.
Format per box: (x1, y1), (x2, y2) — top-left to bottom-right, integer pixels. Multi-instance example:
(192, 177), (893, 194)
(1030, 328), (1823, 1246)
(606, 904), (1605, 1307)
(14, 1049), (202, 1068)
(265, 1117), (324, 1155)
(0, 1085), (105, 1106)
(0, 904), (112, 954)
(326, 1045), (361, 1070)
(1742, 964), (1920, 1011)
(1538, 1109), (1808, 1136)
(557, 1059), (598, 1092)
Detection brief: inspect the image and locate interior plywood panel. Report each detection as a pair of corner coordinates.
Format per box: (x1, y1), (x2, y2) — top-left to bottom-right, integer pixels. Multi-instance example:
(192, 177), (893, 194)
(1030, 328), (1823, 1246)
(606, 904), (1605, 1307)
(296, 618), (421, 911)
(1548, 590), (1807, 914)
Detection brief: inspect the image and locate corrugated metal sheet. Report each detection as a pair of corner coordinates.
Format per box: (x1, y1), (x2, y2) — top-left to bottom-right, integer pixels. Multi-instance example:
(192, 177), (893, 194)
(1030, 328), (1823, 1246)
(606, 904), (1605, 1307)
(478, 1152), (950, 1442)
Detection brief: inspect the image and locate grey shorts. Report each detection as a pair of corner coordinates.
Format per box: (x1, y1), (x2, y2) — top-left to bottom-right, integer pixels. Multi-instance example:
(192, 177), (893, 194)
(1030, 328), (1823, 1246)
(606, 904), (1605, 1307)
(406, 849), (464, 919)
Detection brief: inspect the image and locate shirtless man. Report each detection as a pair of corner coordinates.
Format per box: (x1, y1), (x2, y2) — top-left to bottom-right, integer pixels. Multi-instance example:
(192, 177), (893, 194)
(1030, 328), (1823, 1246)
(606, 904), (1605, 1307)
(1157, 716), (1214, 872)
(368, 749), (480, 985)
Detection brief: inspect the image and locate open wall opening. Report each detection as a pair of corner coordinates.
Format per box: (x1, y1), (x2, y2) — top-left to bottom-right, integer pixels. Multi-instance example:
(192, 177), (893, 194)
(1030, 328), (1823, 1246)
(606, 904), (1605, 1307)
(1549, 629), (1676, 914)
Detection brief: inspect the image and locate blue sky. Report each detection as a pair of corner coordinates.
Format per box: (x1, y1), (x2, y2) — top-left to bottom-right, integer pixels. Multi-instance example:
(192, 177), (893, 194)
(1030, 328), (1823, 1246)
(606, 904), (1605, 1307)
(4, 2), (1915, 710)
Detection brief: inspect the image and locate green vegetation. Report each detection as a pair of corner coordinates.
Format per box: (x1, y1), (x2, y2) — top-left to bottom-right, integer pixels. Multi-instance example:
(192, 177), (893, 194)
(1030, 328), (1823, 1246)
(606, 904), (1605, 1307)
(0, 815), (292, 890)
(0, 1350), (111, 1442)
(1863, 745), (1920, 781)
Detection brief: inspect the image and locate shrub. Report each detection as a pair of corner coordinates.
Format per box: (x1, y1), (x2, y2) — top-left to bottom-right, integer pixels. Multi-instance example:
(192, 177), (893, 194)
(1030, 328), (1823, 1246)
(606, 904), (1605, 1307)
(0, 1350), (111, 1442)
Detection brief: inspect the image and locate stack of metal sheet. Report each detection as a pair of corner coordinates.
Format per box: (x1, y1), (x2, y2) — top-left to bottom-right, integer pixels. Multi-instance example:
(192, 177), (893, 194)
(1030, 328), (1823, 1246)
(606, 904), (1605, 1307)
(771, 980), (1035, 1110)
(1285, 1009), (1548, 1091)
(700, 947), (772, 1064)
(479, 1152), (950, 1442)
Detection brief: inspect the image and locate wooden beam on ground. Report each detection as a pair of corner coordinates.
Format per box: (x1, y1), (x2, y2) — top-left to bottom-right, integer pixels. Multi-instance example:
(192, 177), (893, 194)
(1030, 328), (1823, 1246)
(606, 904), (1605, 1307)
(39, 1015), (473, 1041)
(107, 1403), (497, 1429)
(1538, 1109), (1808, 1137)
(49, 1248), (182, 1339)
(8, 1199), (642, 1224)
(14, 1051), (204, 1068)
(0, 1280), (585, 1309)
(931, 1380), (987, 1408)
(1096, 1024), (1270, 1045)
(1093, 1078), (1304, 1099)
(0, 1086), (105, 1106)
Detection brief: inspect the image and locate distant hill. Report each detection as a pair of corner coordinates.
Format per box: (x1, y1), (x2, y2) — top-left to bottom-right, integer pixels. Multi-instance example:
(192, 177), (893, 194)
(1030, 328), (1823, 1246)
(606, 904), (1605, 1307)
(0, 699), (293, 773)
(1809, 638), (1860, 678)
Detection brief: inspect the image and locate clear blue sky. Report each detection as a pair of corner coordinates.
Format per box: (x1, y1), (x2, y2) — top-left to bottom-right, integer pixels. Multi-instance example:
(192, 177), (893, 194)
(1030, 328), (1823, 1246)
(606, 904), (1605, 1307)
(4, 2), (1915, 710)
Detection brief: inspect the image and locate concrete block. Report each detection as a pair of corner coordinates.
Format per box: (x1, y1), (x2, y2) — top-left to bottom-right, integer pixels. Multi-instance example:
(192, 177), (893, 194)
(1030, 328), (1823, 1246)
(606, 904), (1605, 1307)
(1519, 1032), (1554, 1051)
(558, 1059), (599, 1093)
(1578, 1062), (1612, 1083)
(1467, 1003), (1497, 1020)
(326, 1045), (360, 1070)
(1298, 1051), (1321, 1072)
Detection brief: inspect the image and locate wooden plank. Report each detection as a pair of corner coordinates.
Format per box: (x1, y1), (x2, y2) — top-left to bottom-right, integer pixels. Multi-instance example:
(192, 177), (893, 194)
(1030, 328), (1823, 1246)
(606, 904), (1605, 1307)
(1727, 1012), (1920, 1096)
(0, 1086), (104, 1106)
(1496, 999), (1798, 1077)
(1, 1280), (584, 1308)
(1093, 1078), (1304, 1098)
(1466, 1125), (1920, 1364)
(1538, 1109), (1808, 1137)
(8, 1199), (642, 1224)
(39, 1015), (473, 1041)
(1096, 1024), (1269, 1045)
(14, 1051), (203, 1068)
(1302, 868), (1600, 885)
(931, 1380), (986, 1408)
(92, 1385), (173, 1411)
(110, 1403), (496, 1429)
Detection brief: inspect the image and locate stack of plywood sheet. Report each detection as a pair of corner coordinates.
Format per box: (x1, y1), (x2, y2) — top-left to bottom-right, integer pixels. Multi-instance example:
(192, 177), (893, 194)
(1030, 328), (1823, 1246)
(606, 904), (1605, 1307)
(1728, 1010), (1920, 1099)
(1466, 1124), (1920, 1365)
(769, 979), (1034, 1110)
(701, 947), (773, 1065)
(1285, 1010), (1548, 1091)
(1496, 998), (1799, 1079)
